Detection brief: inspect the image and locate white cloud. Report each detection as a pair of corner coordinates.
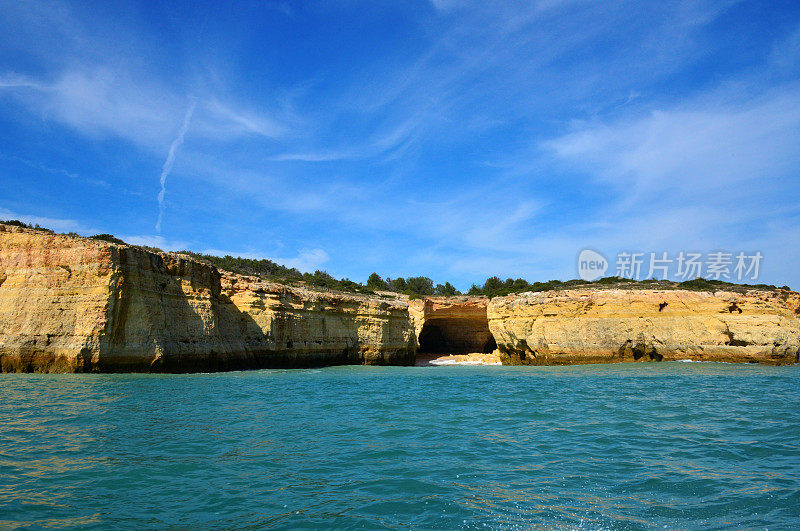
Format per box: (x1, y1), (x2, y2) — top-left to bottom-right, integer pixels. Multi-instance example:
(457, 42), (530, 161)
(545, 85), (800, 204)
(3, 1), (799, 289)
(1, 67), (291, 150)
(428, 0), (462, 13)
(156, 98), (197, 233)
(0, 210), (194, 252)
(200, 247), (330, 273)
(119, 234), (191, 251)
(280, 248), (330, 272)
(22, 68), (182, 147)
(200, 98), (287, 139)
(0, 73), (44, 90)
(0, 207), (97, 234)
(269, 149), (354, 162)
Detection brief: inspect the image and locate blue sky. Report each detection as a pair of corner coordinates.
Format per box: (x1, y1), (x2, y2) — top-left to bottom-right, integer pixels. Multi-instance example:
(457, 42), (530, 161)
(1, 0), (800, 290)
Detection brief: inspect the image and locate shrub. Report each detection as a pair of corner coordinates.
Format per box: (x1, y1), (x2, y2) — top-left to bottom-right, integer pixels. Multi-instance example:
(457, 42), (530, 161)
(594, 276), (625, 284)
(0, 219), (33, 228)
(89, 234), (127, 245)
(181, 251), (304, 282)
(678, 278), (736, 291)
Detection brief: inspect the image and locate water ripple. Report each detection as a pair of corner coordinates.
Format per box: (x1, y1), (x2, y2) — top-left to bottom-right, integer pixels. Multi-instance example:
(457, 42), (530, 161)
(1, 363), (799, 529)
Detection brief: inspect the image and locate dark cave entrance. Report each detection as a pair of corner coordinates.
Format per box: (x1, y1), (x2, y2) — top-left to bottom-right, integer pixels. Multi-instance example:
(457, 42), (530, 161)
(417, 317), (497, 355)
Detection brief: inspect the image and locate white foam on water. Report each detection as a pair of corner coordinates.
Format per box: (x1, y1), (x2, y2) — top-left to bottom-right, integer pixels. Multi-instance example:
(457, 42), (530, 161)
(675, 359), (732, 364)
(428, 359), (502, 366)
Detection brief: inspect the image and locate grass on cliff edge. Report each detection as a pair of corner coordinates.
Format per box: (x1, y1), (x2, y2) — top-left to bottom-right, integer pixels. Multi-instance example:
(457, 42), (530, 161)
(0, 219), (792, 298)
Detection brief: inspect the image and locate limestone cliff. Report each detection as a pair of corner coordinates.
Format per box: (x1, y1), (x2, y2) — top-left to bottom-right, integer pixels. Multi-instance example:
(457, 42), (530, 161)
(3, 224), (800, 372)
(488, 289), (800, 366)
(0, 225), (415, 372)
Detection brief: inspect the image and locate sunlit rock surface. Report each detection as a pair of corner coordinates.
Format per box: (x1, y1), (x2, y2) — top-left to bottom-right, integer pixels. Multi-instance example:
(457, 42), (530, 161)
(2, 224), (799, 372)
(488, 289), (800, 366)
(0, 225), (415, 372)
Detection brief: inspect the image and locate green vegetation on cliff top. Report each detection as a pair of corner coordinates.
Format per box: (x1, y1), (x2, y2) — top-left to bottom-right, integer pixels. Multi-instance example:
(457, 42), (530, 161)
(1, 219), (791, 297)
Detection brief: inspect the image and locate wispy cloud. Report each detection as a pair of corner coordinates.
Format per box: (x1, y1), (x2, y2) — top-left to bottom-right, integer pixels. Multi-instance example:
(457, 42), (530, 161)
(201, 247), (330, 273)
(119, 234), (192, 251)
(0, 152), (111, 188)
(280, 248), (330, 272)
(0, 207), (98, 234)
(0, 67), (291, 151)
(544, 84), (800, 206)
(2, 68), (182, 147)
(0, 73), (44, 90)
(200, 98), (287, 139)
(2, 1), (800, 289)
(156, 98), (197, 233)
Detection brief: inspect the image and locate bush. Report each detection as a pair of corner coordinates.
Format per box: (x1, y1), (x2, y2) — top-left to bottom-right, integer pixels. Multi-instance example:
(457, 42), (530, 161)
(0, 219), (33, 228)
(678, 278), (721, 291)
(138, 245), (165, 254)
(594, 276), (626, 284)
(89, 234), (127, 245)
(181, 251), (304, 282)
(4, 219), (793, 297)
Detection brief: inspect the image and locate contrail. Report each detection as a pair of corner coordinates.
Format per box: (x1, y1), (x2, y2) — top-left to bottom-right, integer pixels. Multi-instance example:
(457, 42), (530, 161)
(156, 97), (197, 233)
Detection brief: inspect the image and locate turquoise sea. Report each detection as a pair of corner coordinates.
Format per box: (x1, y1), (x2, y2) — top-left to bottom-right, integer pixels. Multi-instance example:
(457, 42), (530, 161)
(1, 362), (799, 530)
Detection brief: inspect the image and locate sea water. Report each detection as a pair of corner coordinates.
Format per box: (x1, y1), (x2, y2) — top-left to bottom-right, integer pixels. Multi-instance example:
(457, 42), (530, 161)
(1, 363), (798, 529)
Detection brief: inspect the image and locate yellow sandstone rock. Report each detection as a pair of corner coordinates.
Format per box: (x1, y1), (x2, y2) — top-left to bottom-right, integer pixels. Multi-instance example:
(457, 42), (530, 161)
(2, 224), (799, 372)
(0, 225), (415, 372)
(487, 289), (800, 365)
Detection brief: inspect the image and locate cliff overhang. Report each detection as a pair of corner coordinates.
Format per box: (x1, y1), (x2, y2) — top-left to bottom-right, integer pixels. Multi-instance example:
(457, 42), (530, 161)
(410, 297), (496, 356)
(2, 224), (799, 372)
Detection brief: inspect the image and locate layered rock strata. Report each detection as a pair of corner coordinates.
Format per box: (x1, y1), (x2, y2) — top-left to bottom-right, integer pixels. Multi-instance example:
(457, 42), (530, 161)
(0, 226), (415, 372)
(487, 289), (800, 366)
(2, 224), (800, 372)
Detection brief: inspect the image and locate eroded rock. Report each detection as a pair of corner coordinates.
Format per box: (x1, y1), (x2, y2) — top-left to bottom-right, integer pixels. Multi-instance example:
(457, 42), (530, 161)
(0, 225), (415, 372)
(488, 289), (800, 366)
(2, 224), (799, 372)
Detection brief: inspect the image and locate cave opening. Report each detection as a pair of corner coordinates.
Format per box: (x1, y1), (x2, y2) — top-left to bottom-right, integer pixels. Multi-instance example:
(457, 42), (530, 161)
(417, 317), (497, 355)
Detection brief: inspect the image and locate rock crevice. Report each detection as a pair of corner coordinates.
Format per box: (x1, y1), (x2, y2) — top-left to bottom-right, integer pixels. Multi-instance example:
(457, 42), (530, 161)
(0, 226), (415, 372)
(2, 225), (799, 372)
(487, 289), (800, 366)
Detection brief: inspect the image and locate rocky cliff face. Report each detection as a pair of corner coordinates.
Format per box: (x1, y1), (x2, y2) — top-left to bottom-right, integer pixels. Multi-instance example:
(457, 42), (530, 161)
(2, 224), (799, 372)
(0, 226), (415, 372)
(488, 289), (800, 366)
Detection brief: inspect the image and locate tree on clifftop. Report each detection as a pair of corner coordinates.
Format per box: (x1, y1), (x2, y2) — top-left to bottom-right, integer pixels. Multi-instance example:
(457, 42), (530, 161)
(405, 276), (435, 296)
(367, 272), (388, 290)
(387, 277), (407, 291)
(434, 282), (459, 296)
